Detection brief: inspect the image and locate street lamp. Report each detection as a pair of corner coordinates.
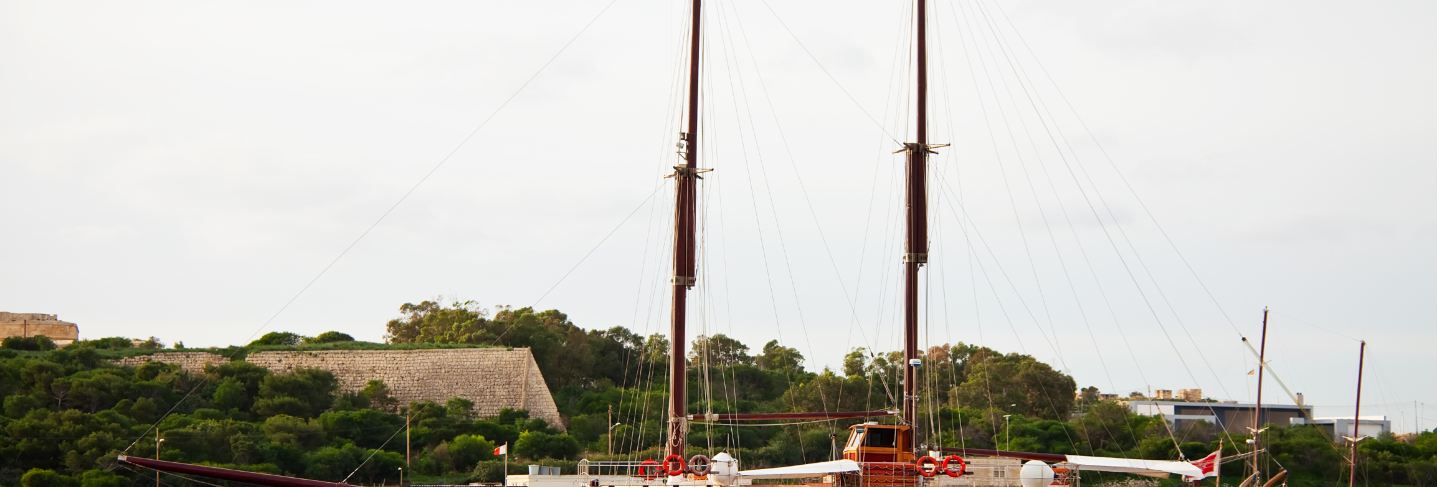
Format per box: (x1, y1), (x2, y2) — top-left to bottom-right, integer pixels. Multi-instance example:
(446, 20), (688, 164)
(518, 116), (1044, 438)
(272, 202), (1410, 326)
(155, 433), (165, 487)
(607, 423), (623, 456)
(1003, 415), (1013, 451)
(398, 466), (404, 486)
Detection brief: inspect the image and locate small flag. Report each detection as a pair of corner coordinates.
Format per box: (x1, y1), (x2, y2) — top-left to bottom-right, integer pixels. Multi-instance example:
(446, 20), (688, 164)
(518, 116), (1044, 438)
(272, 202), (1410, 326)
(494, 443), (508, 456)
(1185, 449), (1221, 481)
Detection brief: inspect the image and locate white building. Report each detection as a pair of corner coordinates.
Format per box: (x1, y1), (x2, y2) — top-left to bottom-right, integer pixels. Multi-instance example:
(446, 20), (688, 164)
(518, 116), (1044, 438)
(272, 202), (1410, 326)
(1291, 416), (1391, 443)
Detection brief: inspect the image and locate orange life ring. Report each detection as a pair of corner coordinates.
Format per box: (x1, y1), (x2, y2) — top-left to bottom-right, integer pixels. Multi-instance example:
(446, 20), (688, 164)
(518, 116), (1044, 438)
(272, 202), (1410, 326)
(915, 455), (939, 478)
(940, 455), (966, 477)
(638, 459), (661, 479)
(663, 454), (688, 477)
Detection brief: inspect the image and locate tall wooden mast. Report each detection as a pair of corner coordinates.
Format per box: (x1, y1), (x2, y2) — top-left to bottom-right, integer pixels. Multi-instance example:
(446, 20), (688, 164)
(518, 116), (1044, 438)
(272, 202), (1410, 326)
(1250, 308), (1270, 480)
(1349, 340), (1366, 487)
(902, 0), (931, 441)
(667, 0), (702, 460)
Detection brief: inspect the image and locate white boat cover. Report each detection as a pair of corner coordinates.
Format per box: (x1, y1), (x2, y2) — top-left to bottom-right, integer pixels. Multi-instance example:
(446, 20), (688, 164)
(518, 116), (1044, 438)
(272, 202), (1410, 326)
(1062, 455), (1203, 479)
(737, 460), (861, 479)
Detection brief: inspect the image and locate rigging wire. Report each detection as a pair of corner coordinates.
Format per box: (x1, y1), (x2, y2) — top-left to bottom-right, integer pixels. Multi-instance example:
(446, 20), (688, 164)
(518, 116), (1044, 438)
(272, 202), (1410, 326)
(118, 0), (622, 458)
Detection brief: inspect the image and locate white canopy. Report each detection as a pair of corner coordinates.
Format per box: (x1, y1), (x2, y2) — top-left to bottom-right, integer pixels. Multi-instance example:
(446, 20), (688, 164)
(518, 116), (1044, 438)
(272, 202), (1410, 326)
(1062, 455), (1203, 479)
(737, 460), (861, 479)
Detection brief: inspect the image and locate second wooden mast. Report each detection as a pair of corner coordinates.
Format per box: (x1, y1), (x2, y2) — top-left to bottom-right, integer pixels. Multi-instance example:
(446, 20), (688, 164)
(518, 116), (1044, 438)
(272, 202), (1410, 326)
(902, 0), (932, 441)
(667, 0), (703, 460)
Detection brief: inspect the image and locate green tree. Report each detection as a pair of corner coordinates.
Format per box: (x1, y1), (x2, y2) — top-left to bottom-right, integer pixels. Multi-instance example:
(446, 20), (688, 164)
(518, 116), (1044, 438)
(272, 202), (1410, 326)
(248, 332), (304, 347)
(450, 434), (496, 470)
(689, 334), (751, 367)
(253, 368), (337, 417)
(514, 431), (580, 460)
(384, 300), (486, 344)
(756, 340), (804, 374)
(3, 336), (56, 351)
(360, 379), (398, 411)
(21, 468), (74, 487)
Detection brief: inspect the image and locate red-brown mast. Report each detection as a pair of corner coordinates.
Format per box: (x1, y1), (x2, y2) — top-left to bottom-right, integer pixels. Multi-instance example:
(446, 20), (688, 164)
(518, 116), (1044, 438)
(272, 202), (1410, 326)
(667, 0), (702, 460)
(902, 0), (930, 443)
(1349, 340), (1366, 487)
(1251, 308), (1270, 480)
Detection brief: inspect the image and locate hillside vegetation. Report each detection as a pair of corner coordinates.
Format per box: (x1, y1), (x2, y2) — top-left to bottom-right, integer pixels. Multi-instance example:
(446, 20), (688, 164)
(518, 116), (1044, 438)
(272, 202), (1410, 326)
(1, 300), (1432, 486)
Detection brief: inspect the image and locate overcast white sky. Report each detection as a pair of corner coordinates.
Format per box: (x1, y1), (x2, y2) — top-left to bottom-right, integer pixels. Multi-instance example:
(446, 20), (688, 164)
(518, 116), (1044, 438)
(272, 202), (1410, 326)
(2, 1), (1435, 432)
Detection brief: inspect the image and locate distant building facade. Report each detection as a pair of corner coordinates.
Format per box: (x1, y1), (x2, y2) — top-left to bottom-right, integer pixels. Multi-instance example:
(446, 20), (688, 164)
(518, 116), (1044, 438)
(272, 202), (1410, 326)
(1292, 416), (1391, 443)
(1178, 388), (1204, 402)
(1129, 400), (1313, 434)
(1154, 389), (1174, 400)
(0, 312), (79, 346)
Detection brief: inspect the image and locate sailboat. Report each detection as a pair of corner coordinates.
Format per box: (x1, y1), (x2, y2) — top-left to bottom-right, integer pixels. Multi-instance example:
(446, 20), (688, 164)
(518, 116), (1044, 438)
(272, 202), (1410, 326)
(118, 1), (1231, 486)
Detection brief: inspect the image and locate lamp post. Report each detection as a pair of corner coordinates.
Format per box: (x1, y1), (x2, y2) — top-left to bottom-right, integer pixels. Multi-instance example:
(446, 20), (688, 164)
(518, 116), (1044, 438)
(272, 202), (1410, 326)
(1003, 415), (1012, 451)
(398, 466), (404, 486)
(607, 423), (623, 456)
(154, 432), (165, 487)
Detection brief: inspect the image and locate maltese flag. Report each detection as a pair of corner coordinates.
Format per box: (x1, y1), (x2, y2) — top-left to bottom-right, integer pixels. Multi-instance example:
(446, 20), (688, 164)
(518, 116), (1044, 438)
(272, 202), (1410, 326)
(494, 444), (508, 456)
(1185, 450), (1221, 481)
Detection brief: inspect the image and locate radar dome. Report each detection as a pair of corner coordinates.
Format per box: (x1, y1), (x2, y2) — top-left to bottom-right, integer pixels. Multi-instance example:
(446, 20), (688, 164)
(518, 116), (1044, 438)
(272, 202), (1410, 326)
(1018, 460), (1055, 487)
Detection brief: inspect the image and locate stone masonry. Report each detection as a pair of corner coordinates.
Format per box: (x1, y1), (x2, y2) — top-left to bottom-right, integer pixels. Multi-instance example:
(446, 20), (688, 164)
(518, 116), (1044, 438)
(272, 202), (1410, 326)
(0, 312), (80, 346)
(114, 348), (564, 430)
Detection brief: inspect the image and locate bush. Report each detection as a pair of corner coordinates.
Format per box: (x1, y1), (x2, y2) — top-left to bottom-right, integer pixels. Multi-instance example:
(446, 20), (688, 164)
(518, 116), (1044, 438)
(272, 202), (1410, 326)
(248, 332), (304, 347)
(3, 336), (56, 351)
(21, 468), (75, 487)
(308, 331), (355, 344)
(450, 434), (496, 470)
(514, 431), (580, 460)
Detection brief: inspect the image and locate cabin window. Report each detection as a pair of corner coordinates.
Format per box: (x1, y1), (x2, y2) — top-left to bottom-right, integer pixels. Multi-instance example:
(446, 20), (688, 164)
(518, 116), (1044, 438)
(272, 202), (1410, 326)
(846, 428), (866, 450)
(863, 428), (896, 448)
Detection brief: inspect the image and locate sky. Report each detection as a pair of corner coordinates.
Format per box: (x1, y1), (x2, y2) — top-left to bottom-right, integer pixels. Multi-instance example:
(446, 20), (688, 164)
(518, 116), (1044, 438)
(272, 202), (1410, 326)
(1, 1), (1435, 432)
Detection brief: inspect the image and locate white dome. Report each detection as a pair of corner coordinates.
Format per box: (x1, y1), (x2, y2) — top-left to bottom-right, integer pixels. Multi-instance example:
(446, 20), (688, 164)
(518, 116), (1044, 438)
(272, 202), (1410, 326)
(710, 452), (738, 477)
(1018, 460), (1055, 487)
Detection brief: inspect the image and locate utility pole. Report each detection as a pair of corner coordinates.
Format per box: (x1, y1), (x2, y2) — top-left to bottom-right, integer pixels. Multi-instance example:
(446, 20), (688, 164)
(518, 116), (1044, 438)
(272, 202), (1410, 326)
(155, 430), (164, 487)
(607, 405), (613, 456)
(405, 412), (412, 477)
(1349, 340), (1366, 487)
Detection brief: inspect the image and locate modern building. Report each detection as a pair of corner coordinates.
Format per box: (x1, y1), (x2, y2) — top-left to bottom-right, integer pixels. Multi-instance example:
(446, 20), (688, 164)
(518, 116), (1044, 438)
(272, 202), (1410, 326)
(1129, 400), (1313, 434)
(1291, 416), (1391, 443)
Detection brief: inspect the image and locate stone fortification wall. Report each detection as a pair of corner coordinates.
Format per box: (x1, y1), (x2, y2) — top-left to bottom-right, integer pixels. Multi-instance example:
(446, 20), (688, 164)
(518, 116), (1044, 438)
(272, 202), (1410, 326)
(114, 352), (227, 374)
(113, 348), (563, 429)
(0, 312), (80, 346)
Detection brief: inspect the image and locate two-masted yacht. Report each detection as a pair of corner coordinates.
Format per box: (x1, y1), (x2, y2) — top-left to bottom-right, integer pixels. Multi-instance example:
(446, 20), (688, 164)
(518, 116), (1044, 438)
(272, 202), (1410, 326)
(119, 1), (1224, 486)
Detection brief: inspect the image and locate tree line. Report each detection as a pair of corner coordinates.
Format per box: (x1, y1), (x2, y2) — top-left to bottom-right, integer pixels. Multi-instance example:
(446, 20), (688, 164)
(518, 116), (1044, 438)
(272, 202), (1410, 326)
(0, 299), (1431, 486)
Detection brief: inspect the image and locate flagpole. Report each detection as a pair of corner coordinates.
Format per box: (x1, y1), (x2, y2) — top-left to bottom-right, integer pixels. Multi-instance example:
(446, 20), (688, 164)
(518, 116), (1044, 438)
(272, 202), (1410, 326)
(1215, 449), (1221, 487)
(503, 442), (509, 487)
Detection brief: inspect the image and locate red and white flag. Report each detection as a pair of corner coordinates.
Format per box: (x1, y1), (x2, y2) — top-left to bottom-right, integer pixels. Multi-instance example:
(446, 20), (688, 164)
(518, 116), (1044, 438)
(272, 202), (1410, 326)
(494, 443), (508, 456)
(1185, 450), (1221, 481)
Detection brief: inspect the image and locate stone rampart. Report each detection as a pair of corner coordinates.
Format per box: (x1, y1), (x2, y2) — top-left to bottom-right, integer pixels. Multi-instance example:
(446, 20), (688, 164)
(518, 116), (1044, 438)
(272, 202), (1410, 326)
(112, 348), (563, 429)
(0, 312), (80, 346)
(113, 352), (228, 374)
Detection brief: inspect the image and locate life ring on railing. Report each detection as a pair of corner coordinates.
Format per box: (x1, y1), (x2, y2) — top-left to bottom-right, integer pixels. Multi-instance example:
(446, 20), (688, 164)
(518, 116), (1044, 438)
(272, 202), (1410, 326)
(940, 455), (966, 477)
(688, 455), (712, 476)
(638, 459), (661, 479)
(663, 454), (688, 477)
(915, 455), (939, 478)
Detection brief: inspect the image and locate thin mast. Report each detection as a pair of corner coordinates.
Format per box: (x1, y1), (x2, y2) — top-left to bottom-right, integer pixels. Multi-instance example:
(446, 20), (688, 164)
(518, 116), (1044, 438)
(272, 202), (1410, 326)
(667, 0), (703, 460)
(1251, 308), (1269, 479)
(1349, 340), (1366, 487)
(902, 0), (930, 440)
